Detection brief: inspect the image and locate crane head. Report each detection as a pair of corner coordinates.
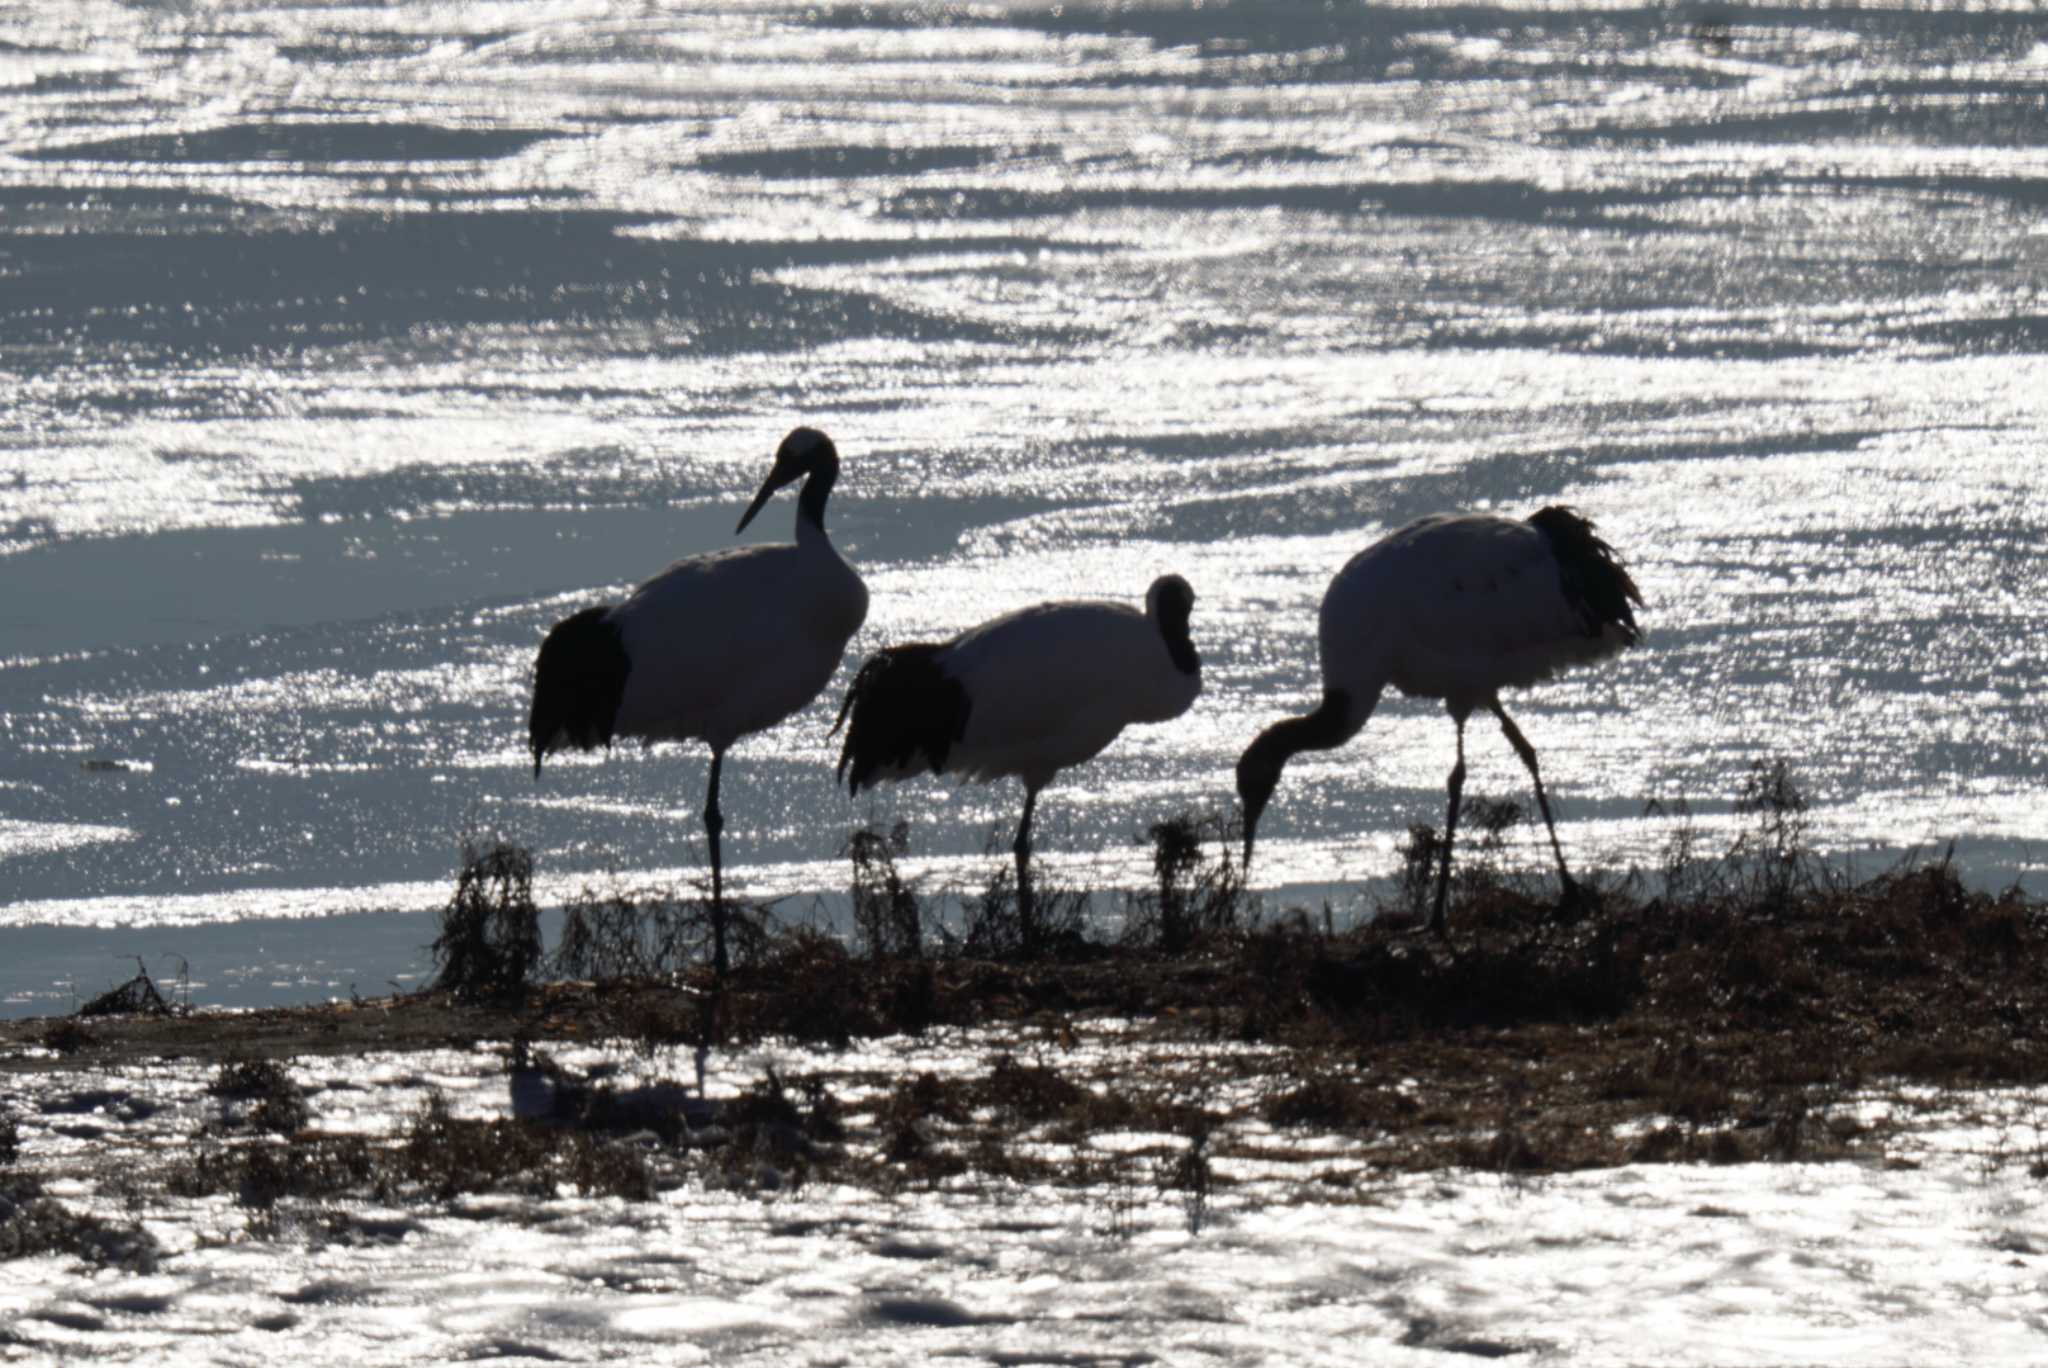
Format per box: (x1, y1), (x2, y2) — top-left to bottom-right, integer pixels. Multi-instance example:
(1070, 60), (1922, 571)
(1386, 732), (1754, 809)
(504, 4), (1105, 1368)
(736, 426), (836, 534)
(1234, 691), (1350, 871)
(1235, 732), (1284, 869)
(1146, 573), (1200, 675)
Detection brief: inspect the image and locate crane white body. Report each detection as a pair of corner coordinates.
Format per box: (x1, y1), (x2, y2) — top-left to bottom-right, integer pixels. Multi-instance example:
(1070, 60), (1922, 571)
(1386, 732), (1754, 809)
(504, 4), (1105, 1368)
(859, 595), (1200, 790)
(1320, 512), (1636, 729)
(606, 520), (866, 752)
(1237, 507), (1641, 933)
(836, 575), (1201, 919)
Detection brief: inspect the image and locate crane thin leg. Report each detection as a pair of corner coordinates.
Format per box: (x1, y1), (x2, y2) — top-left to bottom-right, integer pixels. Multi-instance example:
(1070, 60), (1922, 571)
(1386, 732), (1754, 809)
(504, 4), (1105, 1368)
(703, 749), (728, 977)
(1431, 717), (1467, 936)
(1014, 783), (1040, 945)
(1488, 699), (1579, 900)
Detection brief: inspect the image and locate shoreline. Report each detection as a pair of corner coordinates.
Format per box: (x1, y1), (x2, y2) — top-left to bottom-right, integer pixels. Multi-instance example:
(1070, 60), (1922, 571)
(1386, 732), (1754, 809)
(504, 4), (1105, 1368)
(7, 846), (2045, 1172)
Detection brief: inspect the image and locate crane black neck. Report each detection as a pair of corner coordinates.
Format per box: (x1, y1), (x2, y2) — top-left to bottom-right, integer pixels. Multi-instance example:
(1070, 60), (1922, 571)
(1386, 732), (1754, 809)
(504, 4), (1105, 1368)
(1267, 689), (1355, 760)
(1155, 593), (1198, 676)
(796, 445), (838, 532)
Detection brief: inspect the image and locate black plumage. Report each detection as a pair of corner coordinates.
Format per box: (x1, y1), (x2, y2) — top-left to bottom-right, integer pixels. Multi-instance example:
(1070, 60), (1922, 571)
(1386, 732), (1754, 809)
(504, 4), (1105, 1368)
(832, 643), (973, 794)
(1527, 505), (1642, 644)
(528, 605), (630, 778)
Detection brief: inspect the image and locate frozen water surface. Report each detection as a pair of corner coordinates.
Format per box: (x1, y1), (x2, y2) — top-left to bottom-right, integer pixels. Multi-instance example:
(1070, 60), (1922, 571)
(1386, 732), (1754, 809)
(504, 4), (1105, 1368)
(5, 0), (2048, 1013)
(7, 3), (2048, 994)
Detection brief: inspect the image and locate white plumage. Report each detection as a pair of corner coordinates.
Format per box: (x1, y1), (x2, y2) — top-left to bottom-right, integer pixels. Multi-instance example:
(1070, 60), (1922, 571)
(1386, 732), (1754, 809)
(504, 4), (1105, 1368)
(1236, 507), (1642, 933)
(529, 426), (867, 972)
(835, 574), (1202, 919)
(604, 528), (864, 754)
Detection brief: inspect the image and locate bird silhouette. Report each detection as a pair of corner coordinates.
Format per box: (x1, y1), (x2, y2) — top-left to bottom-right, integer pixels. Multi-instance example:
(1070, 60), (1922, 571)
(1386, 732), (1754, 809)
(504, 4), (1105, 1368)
(1236, 507), (1641, 933)
(529, 426), (868, 973)
(834, 575), (1201, 931)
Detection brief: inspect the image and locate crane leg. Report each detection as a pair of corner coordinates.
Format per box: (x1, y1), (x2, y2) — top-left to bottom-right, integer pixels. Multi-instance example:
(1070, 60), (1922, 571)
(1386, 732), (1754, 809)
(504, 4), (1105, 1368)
(1488, 700), (1579, 901)
(703, 749), (728, 977)
(1430, 718), (1467, 936)
(1014, 784), (1040, 942)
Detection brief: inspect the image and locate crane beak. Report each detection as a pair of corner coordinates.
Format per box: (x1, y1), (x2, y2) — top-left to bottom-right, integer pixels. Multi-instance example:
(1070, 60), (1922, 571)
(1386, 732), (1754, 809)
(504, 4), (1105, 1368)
(1236, 782), (1268, 872)
(736, 444), (810, 534)
(734, 480), (775, 535)
(735, 466), (791, 534)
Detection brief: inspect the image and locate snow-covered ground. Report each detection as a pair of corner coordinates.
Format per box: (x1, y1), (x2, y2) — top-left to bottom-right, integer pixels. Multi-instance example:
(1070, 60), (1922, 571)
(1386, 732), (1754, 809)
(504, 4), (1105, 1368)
(4, 1025), (2046, 1364)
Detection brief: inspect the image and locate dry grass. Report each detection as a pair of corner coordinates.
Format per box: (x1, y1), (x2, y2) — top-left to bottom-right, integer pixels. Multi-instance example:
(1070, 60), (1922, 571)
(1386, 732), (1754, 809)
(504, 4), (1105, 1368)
(0, 1174), (162, 1271)
(431, 838), (542, 1001)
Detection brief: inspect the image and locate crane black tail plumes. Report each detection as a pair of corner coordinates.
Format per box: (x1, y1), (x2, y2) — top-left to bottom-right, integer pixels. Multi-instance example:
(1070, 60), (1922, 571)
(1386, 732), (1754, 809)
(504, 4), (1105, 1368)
(1528, 506), (1644, 644)
(832, 643), (972, 795)
(529, 605), (630, 778)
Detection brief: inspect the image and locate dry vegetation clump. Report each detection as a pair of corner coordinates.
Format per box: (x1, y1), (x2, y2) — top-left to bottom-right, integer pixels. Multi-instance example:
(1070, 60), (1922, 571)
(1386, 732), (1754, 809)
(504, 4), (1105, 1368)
(718, 927), (903, 1047)
(874, 1070), (975, 1171)
(77, 963), (177, 1019)
(1638, 855), (2048, 1088)
(37, 1019), (100, 1054)
(1120, 809), (1250, 954)
(210, 1058), (311, 1135)
(551, 886), (694, 982)
(1391, 796), (1547, 924)
(977, 1053), (1092, 1124)
(847, 819), (924, 961)
(1263, 1073), (1419, 1131)
(552, 882), (779, 983)
(843, 1050), (1229, 1199)
(170, 1133), (383, 1210)
(697, 1069), (853, 1193)
(869, 1071), (976, 1180)
(431, 837), (542, 1001)
(955, 863), (1094, 963)
(1289, 912), (1647, 1038)
(1158, 1126), (1214, 1235)
(172, 1091), (657, 1211)
(0, 1174), (162, 1271)
(400, 1092), (655, 1202)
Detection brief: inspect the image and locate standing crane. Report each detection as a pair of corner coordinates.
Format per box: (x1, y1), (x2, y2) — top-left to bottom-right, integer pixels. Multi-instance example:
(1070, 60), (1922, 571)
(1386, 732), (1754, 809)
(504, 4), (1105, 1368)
(529, 426), (868, 974)
(1235, 507), (1641, 934)
(834, 575), (1202, 930)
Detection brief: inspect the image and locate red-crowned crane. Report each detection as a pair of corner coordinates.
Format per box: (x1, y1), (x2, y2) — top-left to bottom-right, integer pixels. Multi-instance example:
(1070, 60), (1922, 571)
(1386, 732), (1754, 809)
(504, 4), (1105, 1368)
(1235, 507), (1641, 934)
(528, 426), (867, 974)
(833, 575), (1201, 927)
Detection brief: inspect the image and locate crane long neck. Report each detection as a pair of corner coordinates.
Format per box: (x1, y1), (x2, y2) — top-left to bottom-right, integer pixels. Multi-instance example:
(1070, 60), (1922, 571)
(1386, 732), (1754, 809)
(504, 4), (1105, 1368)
(1263, 688), (1360, 767)
(797, 447), (838, 533)
(1239, 687), (1366, 866)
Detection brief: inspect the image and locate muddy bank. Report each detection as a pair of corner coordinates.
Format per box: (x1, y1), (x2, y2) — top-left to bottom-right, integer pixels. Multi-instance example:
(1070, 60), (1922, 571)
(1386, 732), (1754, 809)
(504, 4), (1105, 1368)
(6, 847), (2045, 1193)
